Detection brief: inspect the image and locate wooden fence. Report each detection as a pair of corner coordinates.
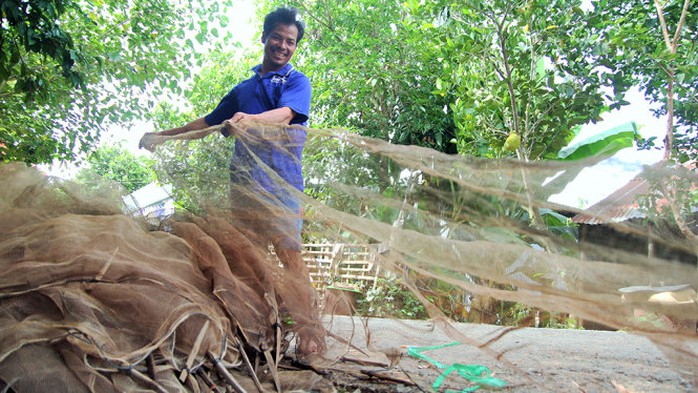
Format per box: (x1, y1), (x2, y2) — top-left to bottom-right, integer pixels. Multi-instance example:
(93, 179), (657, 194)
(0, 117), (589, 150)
(301, 243), (385, 292)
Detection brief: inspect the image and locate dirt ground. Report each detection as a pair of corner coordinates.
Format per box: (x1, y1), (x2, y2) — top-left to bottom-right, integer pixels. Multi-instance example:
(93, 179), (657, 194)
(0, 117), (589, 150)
(288, 316), (698, 393)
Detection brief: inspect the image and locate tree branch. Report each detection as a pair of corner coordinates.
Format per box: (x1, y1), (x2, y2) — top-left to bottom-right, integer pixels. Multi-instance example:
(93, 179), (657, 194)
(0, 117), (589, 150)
(653, 0), (673, 51)
(487, 10), (520, 138)
(654, 0), (691, 54)
(295, 0), (344, 43)
(672, 0), (691, 50)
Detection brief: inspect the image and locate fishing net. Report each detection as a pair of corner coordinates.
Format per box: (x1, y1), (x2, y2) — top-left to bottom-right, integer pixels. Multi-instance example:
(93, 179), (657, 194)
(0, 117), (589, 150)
(1, 123), (697, 392)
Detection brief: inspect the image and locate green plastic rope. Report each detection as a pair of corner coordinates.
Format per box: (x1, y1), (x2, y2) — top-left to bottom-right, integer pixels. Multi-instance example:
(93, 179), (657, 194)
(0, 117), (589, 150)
(407, 342), (507, 392)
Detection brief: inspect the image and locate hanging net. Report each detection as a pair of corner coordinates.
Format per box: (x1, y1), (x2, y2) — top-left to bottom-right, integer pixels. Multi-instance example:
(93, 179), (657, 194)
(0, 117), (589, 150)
(1, 123), (697, 392)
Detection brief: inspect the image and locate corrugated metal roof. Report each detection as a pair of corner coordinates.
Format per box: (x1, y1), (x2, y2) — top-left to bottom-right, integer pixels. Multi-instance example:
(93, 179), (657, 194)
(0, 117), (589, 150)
(571, 177), (650, 225)
(572, 161), (697, 225)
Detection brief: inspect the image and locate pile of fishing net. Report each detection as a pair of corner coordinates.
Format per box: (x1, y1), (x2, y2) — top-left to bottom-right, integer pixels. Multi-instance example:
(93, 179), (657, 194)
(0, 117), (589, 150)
(0, 162), (328, 392)
(1, 123), (698, 392)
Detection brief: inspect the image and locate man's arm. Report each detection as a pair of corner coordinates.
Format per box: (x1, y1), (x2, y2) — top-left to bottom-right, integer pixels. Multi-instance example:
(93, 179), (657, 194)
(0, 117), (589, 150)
(159, 117), (210, 136)
(139, 117), (211, 151)
(223, 107), (299, 142)
(227, 107), (294, 126)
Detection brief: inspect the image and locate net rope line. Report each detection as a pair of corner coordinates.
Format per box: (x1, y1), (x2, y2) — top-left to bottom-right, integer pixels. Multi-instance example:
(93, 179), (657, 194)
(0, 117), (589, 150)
(138, 121), (307, 153)
(138, 124), (225, 152)
(140, 122), (698, 332)
(142, 121), (695, 257)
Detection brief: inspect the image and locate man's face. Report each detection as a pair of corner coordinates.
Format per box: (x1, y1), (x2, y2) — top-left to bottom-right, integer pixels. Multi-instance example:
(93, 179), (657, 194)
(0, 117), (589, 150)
(262, 23), (299, 71)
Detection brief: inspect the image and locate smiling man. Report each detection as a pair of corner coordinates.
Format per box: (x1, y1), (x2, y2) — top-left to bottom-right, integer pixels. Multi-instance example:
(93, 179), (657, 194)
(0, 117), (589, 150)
(139, 7), (324, 360)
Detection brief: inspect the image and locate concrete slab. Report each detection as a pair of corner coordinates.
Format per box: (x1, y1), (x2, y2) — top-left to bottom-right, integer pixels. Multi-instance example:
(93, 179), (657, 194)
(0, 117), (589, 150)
(309, 316), (697, 392)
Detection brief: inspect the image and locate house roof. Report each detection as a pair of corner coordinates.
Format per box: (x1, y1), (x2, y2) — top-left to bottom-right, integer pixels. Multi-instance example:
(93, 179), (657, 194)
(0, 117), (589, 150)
(571, 177), (650, 224)
(571, 161), (697, 225)
(123, 183), (173, 211)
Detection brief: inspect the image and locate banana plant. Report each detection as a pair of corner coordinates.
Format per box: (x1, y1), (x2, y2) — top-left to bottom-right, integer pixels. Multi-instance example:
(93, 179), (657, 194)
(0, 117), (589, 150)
(542, 121), (638, 198)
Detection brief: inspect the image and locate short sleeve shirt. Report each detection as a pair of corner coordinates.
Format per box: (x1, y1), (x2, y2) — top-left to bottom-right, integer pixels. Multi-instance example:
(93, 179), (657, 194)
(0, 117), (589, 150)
(204, 64), (311, 193)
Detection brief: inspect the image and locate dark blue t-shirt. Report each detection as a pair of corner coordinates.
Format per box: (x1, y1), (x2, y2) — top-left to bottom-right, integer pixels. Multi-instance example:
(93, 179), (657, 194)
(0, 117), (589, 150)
(204, 63), (311, 194)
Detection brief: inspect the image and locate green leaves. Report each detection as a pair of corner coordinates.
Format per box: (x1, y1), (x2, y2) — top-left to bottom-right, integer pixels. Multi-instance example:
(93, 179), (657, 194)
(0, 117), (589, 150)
(557, 122), (638, 161)
(76, 144), (156, 193)
(593, 0), (698, 161)
(268, 0), (457, 154)
(426, 0), (614, 160)
(0, 0), (83, 94)
(1, 0), (232, 165)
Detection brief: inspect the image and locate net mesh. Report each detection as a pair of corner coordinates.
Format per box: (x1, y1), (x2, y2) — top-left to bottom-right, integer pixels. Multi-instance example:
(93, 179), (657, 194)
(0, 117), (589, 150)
(1, 123), (697, 392)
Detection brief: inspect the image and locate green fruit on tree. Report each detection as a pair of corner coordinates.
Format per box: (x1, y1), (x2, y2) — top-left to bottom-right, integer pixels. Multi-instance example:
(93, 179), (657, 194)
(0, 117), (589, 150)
(503, 132), (521, 152)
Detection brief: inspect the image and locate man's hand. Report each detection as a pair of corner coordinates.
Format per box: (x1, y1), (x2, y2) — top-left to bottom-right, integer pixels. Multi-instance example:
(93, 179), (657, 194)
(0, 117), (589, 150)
(138, 132), (166, 152)
(223, 112), (257, 137)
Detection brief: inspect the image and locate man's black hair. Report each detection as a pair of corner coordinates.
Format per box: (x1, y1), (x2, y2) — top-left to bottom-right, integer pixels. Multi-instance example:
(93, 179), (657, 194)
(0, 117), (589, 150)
(264, 7), (305, 42)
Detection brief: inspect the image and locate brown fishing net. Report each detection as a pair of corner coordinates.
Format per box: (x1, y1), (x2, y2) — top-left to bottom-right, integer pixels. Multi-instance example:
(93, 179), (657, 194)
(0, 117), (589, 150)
(1, 123), (697, 392)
